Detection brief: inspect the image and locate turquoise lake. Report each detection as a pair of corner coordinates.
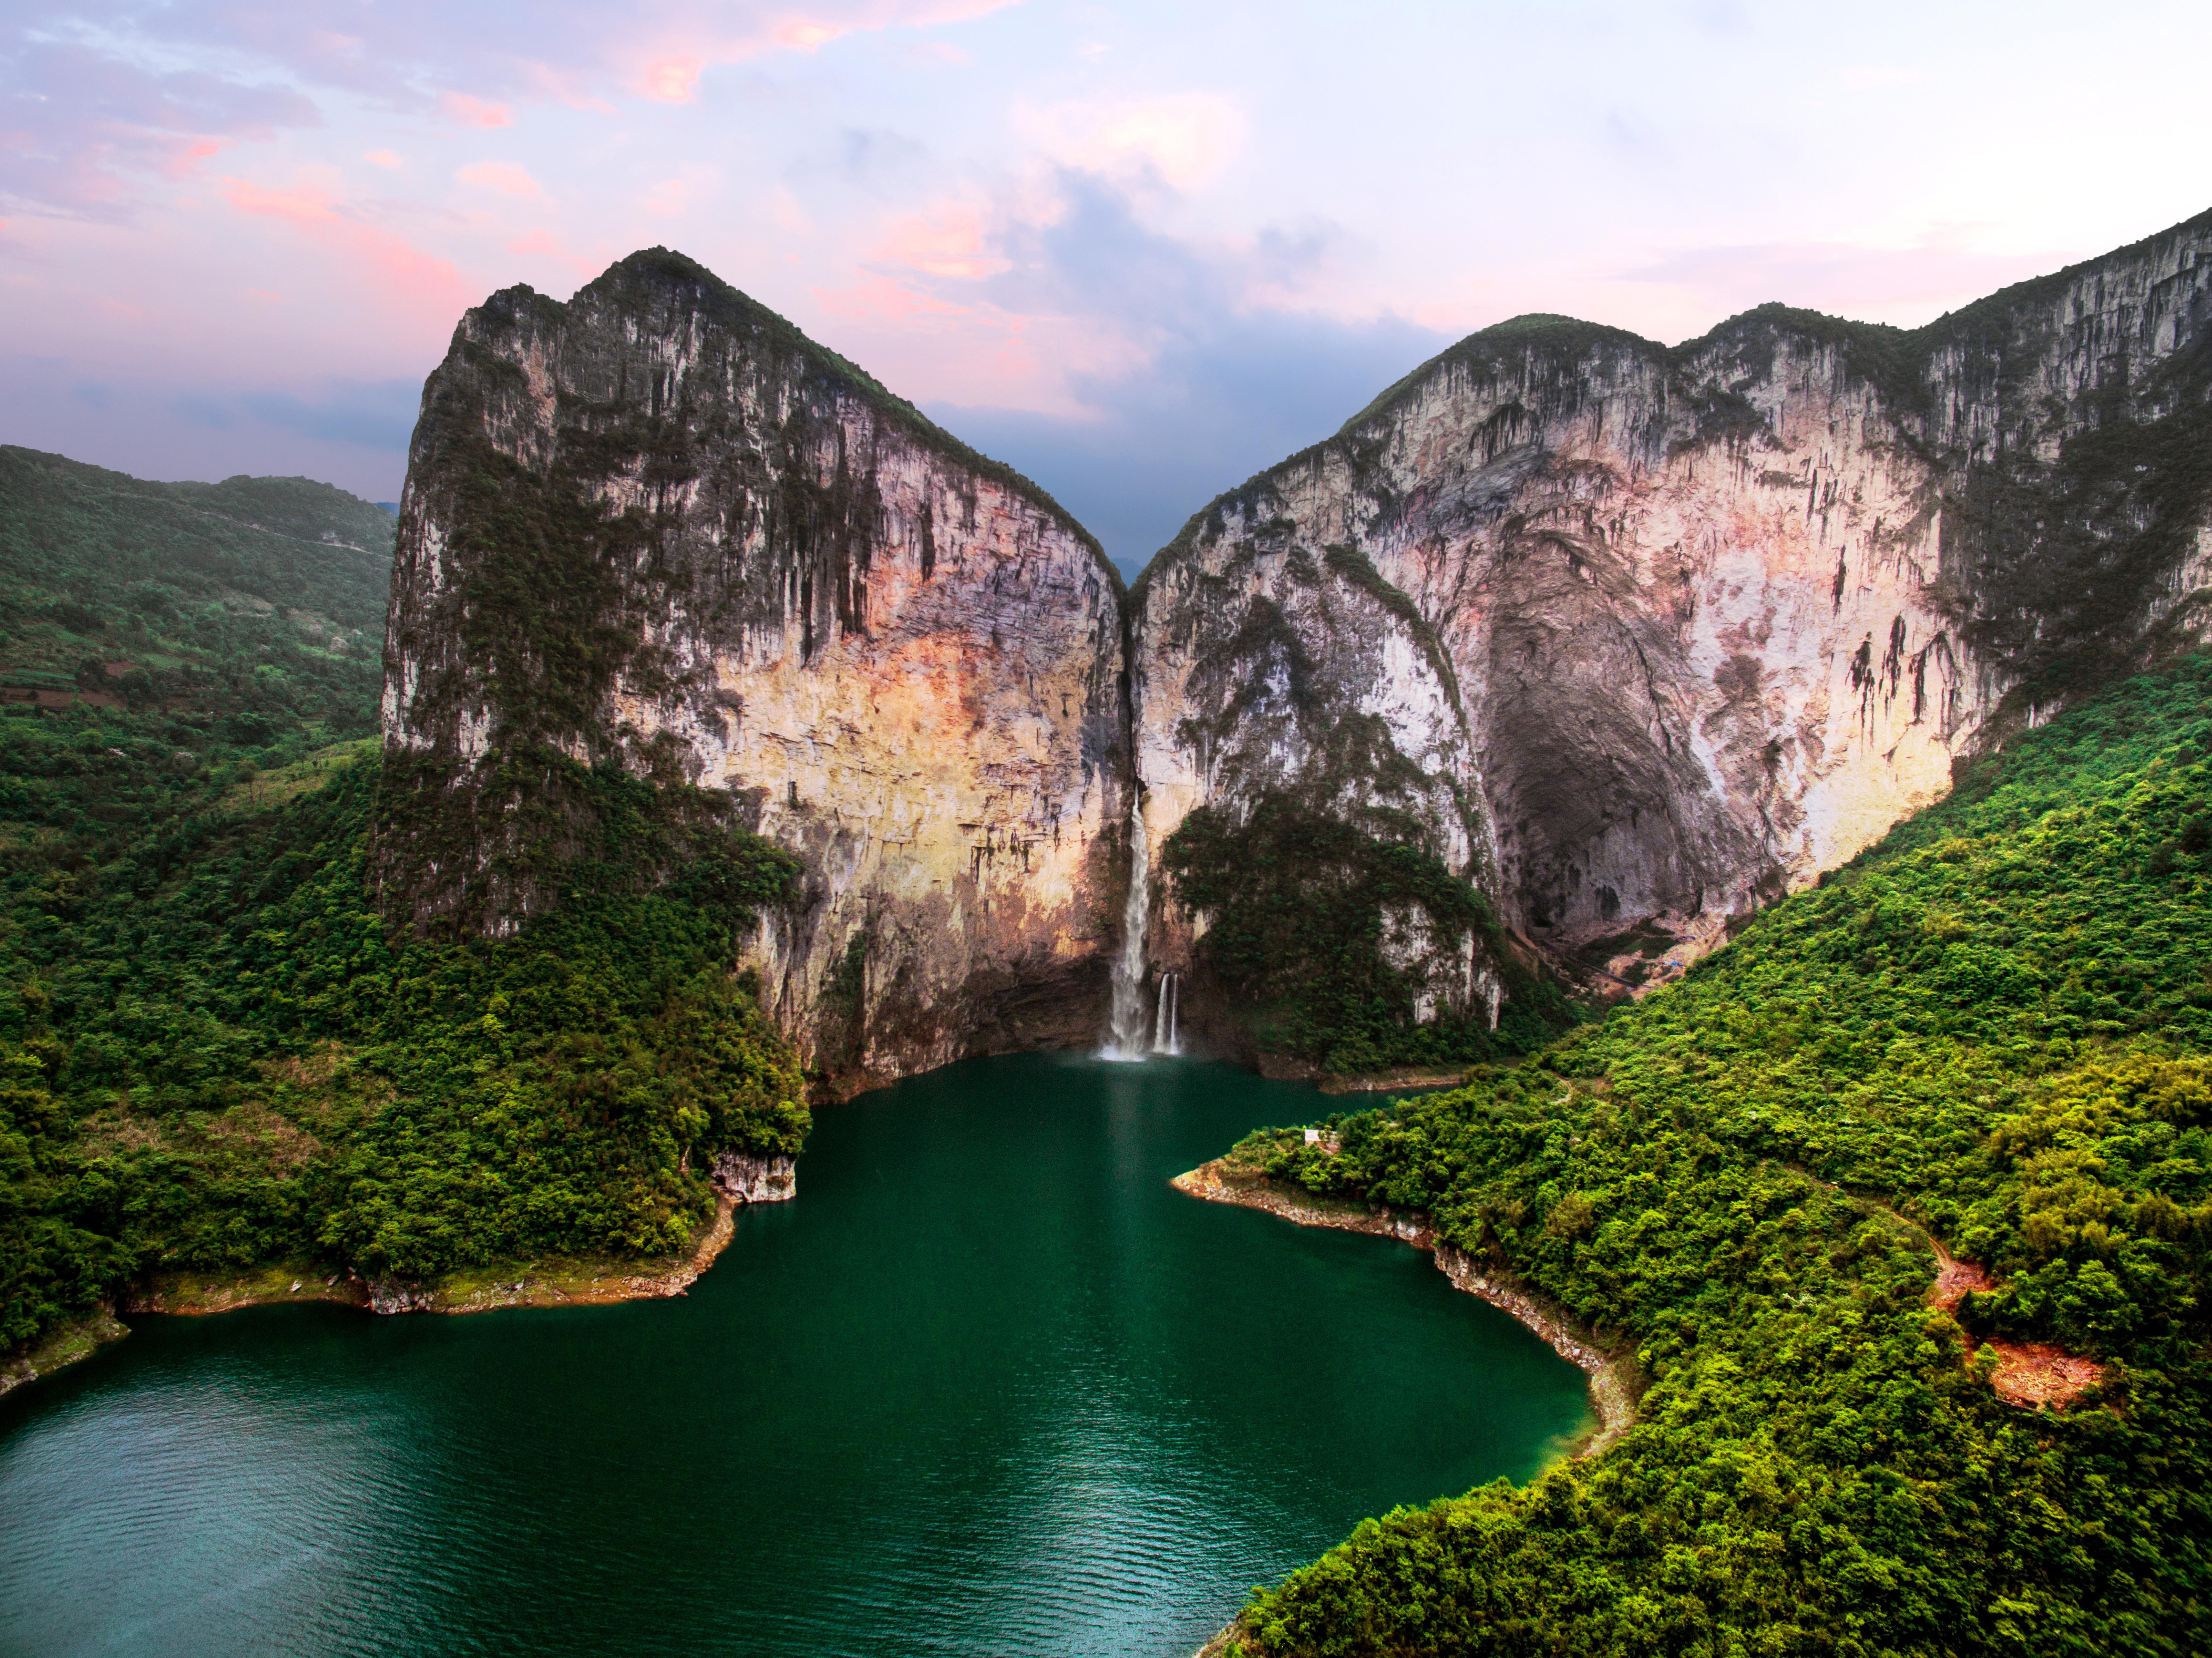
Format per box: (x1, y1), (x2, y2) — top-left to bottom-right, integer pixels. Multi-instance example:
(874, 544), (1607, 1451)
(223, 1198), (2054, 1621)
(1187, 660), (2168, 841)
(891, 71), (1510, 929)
(0, 1053), (1589, 1657)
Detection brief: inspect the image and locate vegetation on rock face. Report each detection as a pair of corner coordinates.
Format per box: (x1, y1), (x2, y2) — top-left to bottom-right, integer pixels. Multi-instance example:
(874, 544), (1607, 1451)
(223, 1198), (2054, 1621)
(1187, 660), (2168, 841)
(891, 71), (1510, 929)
(0, 461), (807, 1359)
(1215, 654), (2212, 1655)
(1164, 797), (1572, 1073)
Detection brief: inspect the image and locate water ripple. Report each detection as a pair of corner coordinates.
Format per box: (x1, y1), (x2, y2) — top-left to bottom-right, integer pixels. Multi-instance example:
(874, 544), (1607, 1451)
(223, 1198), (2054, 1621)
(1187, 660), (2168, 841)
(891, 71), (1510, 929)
(0, 1055), (1588, 1658)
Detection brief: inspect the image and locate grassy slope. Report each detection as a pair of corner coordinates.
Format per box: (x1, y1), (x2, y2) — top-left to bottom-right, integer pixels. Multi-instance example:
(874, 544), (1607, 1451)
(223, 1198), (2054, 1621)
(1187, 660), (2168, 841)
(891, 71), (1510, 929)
(1220, 657), (2212, 1656)
(0, 455), (808, 1361)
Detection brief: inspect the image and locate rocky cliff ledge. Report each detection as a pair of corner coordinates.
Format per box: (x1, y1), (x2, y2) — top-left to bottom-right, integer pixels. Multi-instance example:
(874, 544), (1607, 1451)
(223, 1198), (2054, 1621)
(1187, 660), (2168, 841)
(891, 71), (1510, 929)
(1132, 209), (2212, 995)
(378, 250), (1128, 1091)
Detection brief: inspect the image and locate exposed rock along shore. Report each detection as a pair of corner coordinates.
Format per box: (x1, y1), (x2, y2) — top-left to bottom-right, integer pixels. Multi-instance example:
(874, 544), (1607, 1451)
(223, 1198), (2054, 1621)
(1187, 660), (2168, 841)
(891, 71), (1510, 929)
(0, 1307), (129, 1402)
(1171, 1159), (1639, 1460)
(109, 1157), (798, 1328)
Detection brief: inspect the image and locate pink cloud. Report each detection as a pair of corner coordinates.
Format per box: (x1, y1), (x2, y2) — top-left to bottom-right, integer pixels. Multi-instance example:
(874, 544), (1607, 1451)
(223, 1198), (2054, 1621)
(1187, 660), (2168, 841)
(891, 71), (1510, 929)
(876, 202), (1008, 279)
(364, 149), (404, 168)
(166, 140), (226, 178)
(815, 271), (975, 326)
(3, 40), (322, 218)
(457, 161), (545, 198)
(775, 20), (848, 50)
(507, 227), (599, 277)
(616, 0), (1022, 99)
(221, 176), (341, 229)
(519, 62), (619, 114)
(6, 0), (1031, 200)
(218, 174), (467, 322)
(809, 259), (1150, 415)
(640, 55), (703, 102)
(1017, 92), (1249, 190)
(440, 93), (513, 129)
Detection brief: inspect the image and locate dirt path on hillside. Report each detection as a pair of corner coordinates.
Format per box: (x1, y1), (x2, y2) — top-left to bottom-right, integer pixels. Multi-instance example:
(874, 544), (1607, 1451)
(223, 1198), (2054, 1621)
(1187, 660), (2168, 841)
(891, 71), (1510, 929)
(1784, 1164), (2105, 1410)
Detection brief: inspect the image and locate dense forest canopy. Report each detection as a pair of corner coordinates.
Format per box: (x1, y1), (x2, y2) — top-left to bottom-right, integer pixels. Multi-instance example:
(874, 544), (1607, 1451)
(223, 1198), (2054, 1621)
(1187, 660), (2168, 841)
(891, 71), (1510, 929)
(5, 444), (2209, 1654)
(0, 454), (807, 1356)
(1214, 655), (2212, 1655)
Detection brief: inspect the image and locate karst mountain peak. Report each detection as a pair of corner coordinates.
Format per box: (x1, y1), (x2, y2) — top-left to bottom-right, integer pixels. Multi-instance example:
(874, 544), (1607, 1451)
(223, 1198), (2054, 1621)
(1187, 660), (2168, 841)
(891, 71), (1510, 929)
(378, 207), (2212, 1090)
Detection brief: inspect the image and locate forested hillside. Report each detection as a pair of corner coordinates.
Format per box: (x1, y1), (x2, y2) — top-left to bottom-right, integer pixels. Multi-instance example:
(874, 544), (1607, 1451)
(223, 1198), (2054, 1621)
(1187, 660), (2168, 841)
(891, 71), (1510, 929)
(1218, 656), (2212, 1656)
(0, 445), (391, 856)
(0, 455), (809, 1373)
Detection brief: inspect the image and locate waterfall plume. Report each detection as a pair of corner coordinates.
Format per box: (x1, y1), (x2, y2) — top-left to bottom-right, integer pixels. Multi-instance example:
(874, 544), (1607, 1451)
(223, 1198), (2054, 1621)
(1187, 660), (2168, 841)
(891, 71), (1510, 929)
(1151, 972), (1179, 1055)
(1103, 787), (1151, 1059)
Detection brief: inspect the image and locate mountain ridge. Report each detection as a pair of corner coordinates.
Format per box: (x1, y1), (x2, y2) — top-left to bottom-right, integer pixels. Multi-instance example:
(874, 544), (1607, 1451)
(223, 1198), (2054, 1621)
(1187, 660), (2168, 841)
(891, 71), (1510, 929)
(1128, 203), (2212, 1069)
(374, 206), (2212, 1085)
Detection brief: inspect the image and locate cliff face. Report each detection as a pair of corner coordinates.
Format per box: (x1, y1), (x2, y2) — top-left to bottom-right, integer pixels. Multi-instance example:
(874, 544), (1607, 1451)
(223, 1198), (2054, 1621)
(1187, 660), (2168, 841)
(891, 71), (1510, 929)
(381, 214), (2212, 1084)
(379, 250), (1128, 1090)
(1133, 210), (2212, 994)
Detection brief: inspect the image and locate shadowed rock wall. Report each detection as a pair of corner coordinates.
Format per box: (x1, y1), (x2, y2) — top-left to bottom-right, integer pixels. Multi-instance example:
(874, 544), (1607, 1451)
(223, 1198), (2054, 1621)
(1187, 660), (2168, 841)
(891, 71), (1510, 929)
(1133, 209), (2212, 989)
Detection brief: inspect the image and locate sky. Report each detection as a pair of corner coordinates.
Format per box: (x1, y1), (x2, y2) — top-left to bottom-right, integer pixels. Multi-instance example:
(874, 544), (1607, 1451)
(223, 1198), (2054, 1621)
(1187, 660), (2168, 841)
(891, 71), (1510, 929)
(4, 1), (2208, 575)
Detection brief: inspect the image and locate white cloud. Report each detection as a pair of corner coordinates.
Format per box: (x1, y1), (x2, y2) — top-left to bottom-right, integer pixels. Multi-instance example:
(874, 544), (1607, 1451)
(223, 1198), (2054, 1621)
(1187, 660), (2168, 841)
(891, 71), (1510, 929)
(1015, 92), (1249, 192)
(457, 161), (544, 198)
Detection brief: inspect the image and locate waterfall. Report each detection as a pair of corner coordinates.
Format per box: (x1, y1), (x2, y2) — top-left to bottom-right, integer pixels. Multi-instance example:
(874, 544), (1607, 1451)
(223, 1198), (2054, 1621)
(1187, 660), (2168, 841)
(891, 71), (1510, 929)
(1103, 787), (1151, 1059)
(1151, 971), (1180, 1055)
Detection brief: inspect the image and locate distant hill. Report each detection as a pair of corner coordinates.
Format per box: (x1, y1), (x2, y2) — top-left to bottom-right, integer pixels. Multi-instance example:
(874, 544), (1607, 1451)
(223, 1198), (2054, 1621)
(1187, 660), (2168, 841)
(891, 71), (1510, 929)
(0, 445), (392, 874)
(0, 445), (389, 731)
(0, 446), (806, 1382)
(0, 447), (391, 655)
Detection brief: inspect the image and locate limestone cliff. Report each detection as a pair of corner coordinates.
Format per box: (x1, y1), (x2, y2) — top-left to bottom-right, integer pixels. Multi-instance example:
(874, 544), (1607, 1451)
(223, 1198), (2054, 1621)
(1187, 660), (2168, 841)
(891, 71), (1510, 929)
(1132, 208), (2212, 1000)
(380, 213), (2212, 1083)
(378, 250), (1128, 1091)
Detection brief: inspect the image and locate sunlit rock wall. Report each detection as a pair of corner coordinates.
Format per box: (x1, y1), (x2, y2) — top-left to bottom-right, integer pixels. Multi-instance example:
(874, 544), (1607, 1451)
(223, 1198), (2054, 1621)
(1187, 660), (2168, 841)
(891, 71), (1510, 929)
(381, 250), (1128, 1090)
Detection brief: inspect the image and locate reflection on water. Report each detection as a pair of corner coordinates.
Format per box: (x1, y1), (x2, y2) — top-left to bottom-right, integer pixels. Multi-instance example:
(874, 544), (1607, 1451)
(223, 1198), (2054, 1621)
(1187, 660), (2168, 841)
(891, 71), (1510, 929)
(0, 1054), (1590, 1657)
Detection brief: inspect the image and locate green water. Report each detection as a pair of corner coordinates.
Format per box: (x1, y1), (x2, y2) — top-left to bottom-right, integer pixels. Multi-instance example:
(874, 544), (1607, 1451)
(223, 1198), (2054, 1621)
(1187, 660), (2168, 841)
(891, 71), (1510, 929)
(0, 1054), (1588, 1657)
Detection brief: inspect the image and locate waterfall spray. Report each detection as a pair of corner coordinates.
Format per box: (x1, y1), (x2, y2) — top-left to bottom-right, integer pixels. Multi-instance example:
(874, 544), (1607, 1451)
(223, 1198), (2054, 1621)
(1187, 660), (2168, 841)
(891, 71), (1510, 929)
(1103, 787), (1151, 1059)
(1151, 972), (1180, 1055)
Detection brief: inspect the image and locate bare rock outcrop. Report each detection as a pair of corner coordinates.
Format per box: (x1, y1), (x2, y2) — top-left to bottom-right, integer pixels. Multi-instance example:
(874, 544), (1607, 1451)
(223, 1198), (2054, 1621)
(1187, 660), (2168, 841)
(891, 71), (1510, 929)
(378, 250), (1129, 1091)
(712, 1152), (797, 1204)
(1132, 208), (2212, 990)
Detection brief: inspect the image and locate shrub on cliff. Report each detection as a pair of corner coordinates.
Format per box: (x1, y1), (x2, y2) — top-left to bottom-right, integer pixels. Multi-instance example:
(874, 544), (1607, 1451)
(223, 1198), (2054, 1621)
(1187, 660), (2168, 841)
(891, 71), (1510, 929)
(1163, 796), (1572, 1072)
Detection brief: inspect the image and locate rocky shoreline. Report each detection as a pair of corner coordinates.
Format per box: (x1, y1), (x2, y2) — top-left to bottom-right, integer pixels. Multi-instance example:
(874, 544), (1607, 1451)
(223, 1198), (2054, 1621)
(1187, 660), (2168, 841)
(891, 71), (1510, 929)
(0, 1307), (130, 1403)
(116, 1194), (737, 1319)
(1171, 1159), (1638, 1460)
(7, 1157), (801, 1398)
(1251, 1053), (1471, 1096)
(129, 1183), (763, 1321)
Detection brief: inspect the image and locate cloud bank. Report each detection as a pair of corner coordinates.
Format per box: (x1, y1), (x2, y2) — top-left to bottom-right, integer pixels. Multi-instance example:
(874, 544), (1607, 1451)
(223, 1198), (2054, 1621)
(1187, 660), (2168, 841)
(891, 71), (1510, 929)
(1, 0), (2204, 544)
